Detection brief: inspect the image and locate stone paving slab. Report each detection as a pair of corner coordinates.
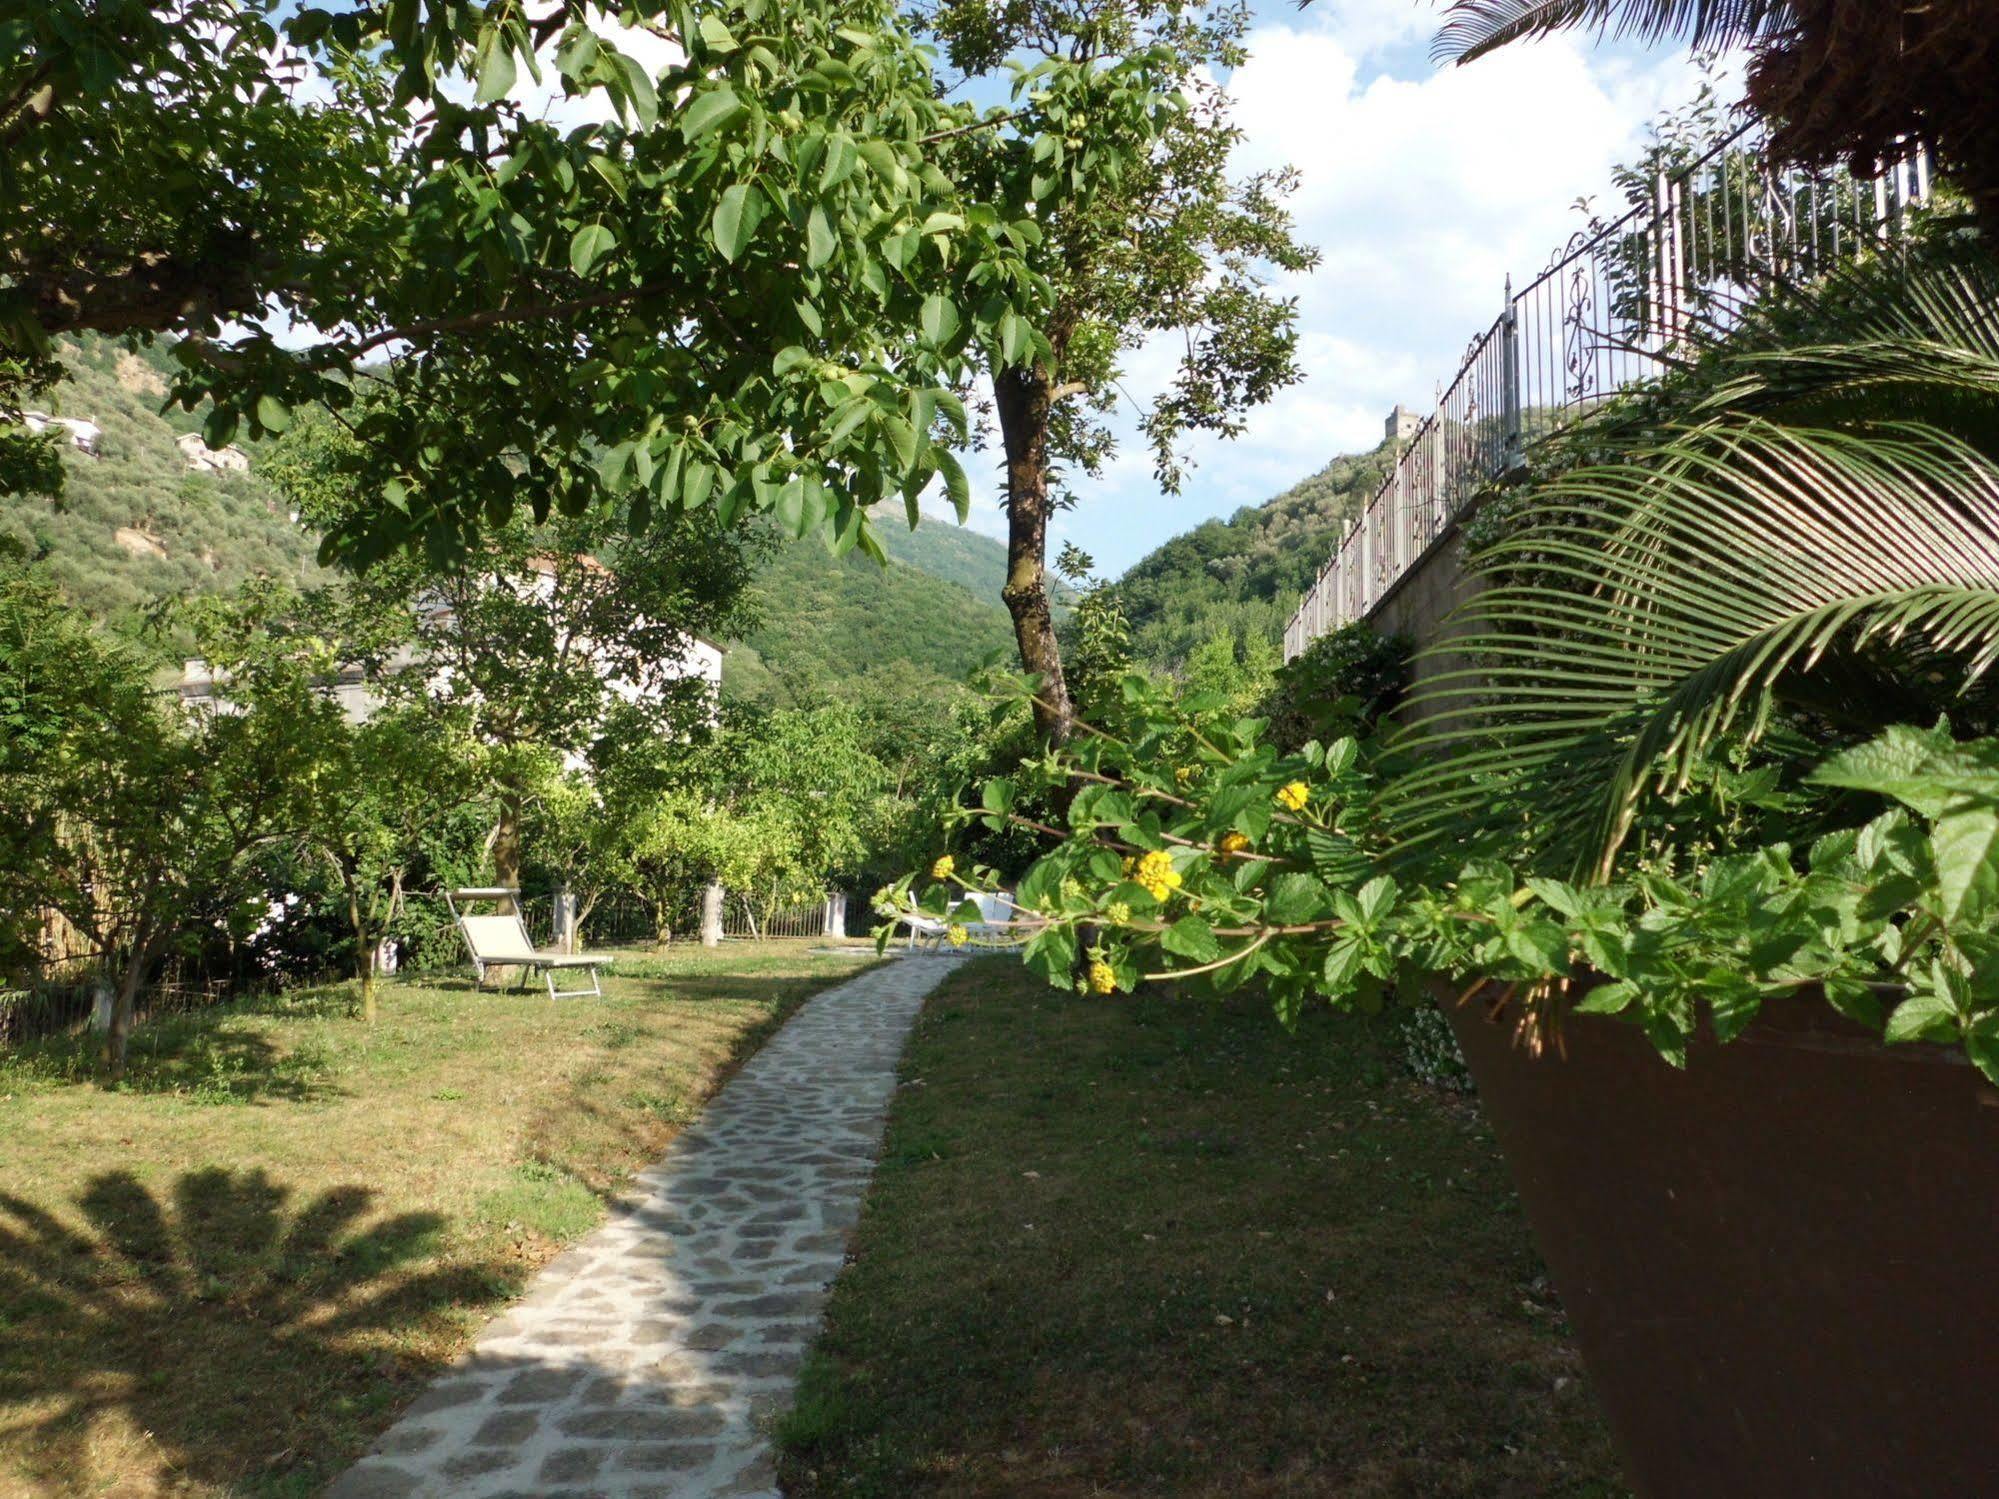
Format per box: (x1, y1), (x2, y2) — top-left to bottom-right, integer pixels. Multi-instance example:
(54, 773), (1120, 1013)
(329, 953), (964, 1499)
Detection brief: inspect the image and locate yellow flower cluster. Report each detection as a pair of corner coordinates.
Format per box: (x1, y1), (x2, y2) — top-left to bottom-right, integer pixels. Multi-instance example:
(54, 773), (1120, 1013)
(1174, 764), (1197, 786)
(1275, 781), (1310, 813)
(1088, 959), (1117, 994)
(1135, 849), (1182, 903)
(1219, 831), (1250, 855)
(947, 924), (968, 947)
(931, 854), (955, 879)
(1105, 900), (1132, 924)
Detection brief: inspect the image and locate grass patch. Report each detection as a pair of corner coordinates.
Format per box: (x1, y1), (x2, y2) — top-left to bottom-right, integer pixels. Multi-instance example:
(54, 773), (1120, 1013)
(777, 959), (1628, 1499)
(0, 941), (879, 1497)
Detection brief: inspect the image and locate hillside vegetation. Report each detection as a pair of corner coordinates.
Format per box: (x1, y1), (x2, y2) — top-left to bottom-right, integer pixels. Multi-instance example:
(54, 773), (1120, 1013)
(13, 337), (1383, 692)
(6, 338), (1022, 695)
(722, 535), (1016, 705)
(2, 339), (321, 638)
(1117, 441), (1392, 670)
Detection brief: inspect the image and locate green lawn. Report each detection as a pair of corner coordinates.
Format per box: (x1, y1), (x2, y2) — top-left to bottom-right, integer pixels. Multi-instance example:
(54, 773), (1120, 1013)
(0, 941), (878, 1498)
(779, 958), (1628, 1499)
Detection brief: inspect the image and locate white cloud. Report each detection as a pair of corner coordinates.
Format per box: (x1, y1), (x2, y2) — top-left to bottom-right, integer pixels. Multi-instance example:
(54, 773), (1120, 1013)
(1056, 14), (1720, 575)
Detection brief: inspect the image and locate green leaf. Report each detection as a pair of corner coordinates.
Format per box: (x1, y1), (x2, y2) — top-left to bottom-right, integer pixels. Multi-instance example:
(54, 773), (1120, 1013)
(474, 30), (516, 104)
(1161, 916), (1220, 964)
(1356, 875), (1399, 921)
(554, 25), (599, 79)
(1965, 1014), (1999, 1087)
(1265, 872), (1327, 925)
(806, 204), (836, 269)
(997, 309), (1029, 365)
(919, 294), (959, 346)
(935, 448), (970, 522)
(772, 345), (816, 377)
(1885, 991), (1958, 1044)
(1321, 938), (1365, 995)
(775, 477), (806, 537)
(616, 52), (658, 129)
(569, 222), (616, 276)
(711, 184), (756, 262)
(1930, 799), (1999, 926)
(1573, 979), (1637, 1015)
(697, 15), (738, 52)
(1821, 978), (1884, 1029)
(254, 394), (290, 433)
(679, 84), (743, 142)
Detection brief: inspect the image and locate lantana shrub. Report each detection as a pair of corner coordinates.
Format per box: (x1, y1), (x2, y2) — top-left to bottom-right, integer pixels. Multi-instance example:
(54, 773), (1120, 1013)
(877, 673), (1999, 1082)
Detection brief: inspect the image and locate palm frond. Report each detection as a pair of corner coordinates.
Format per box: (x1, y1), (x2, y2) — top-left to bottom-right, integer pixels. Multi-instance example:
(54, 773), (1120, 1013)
(1384, 418), (1999, 876)
(1431, 0), (1789, 65)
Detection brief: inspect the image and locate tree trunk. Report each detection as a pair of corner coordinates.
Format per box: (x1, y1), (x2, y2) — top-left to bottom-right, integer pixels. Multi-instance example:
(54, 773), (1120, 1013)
(104, 918), (161, 1081)
(344, 871), (378, 1023)
(356, 940), (378, 1024)
(993, 364), (1075, 746)
(491, 796), (523, 909)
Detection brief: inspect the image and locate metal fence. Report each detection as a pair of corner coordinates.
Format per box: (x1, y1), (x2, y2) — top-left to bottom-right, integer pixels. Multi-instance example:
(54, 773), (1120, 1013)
(516, 887), (840, 947)
(0, 974), (240, 1051)
(720, 892), (836, 941)
(1284, 124), (1935, 659)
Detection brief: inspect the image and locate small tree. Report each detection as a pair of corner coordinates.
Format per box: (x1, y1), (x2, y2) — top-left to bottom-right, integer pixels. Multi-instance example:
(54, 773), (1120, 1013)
(263, 410), (755, 892)
(56, 642), (320, 1077)
(302, 706), (478, 1021)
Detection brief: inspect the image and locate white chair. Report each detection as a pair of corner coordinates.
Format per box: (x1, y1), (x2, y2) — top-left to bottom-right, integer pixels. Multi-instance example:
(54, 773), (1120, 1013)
(445, 888), (612, 999)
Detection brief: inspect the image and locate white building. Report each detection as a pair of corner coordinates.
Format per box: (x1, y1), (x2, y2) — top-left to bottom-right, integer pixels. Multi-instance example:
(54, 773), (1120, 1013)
(175, 552), (724, 742)
(22, 410), (102, 455)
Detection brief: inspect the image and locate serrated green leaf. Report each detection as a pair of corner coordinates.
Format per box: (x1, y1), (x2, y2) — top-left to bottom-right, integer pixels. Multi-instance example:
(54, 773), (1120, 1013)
(1161, 916), (1220, 963)
(1574, 979), (1637, 1015)
(1885, 990), (1958, 1044)
(1931, 799), (1999, 926)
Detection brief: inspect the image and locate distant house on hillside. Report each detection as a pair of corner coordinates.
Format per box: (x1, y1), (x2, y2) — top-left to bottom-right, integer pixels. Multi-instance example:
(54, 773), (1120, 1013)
(175, 432), (252, 473)
(22, 410), (101, 455)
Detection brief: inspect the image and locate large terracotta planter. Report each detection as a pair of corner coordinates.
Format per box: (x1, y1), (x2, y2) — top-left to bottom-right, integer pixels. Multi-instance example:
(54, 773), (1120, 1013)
(1443, 986), (1999, 1499)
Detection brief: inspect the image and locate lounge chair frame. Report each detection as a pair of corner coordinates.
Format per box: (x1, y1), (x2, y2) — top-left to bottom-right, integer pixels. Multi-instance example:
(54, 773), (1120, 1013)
(445, 888), (612, 999)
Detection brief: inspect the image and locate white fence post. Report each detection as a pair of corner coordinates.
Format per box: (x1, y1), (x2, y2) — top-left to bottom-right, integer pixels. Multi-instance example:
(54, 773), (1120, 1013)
(554, 886), (577, 953)
(823, 891), (846, 938)
(700, 882), (724, 948)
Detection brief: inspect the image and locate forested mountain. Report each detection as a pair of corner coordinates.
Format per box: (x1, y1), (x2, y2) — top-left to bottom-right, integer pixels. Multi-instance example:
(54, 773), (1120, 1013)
(5, 337), (1022, 699)
(722, 536), (1016, 705)
(1116, 440), (1394, 669)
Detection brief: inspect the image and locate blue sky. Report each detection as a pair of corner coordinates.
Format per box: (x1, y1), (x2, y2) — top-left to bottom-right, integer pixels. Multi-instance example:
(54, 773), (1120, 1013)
(945, 0), (1724, 576)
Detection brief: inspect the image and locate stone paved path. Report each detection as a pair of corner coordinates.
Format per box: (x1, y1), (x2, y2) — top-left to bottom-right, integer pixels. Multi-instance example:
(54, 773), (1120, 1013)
(330, 954), (962, 1499)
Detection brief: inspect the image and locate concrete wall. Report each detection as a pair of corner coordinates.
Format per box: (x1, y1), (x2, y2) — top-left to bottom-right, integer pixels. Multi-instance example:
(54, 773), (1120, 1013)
(1365, 524), (1486, 726)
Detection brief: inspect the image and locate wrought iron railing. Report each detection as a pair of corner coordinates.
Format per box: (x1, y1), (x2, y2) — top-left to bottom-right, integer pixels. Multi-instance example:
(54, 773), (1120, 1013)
(1283, 123), (1935, 659)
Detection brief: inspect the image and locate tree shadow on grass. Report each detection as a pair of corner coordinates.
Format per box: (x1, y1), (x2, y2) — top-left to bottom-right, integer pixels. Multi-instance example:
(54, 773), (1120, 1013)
(0, 1168), (514, 1495)
(2, 1001), (351, 1105)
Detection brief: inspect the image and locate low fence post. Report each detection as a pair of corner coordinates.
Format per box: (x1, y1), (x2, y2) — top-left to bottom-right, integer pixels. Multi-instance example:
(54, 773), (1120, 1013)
(553, 886), (577, 953)
(823, 891), (846, 939)
(700, 882), (724, 948)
